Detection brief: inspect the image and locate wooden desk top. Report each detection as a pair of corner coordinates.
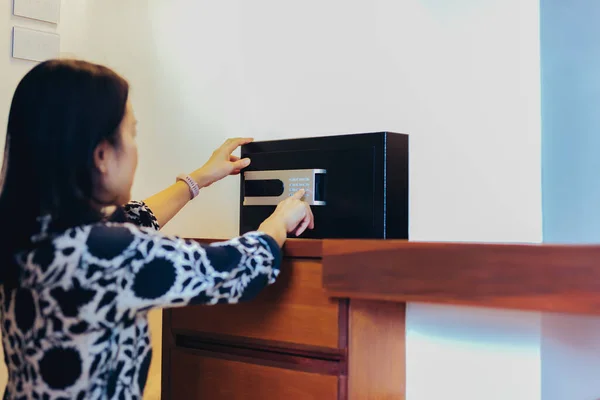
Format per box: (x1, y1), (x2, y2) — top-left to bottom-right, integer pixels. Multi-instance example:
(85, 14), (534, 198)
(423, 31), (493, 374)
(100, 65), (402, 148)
(192, 238), (324, 258)
(193, 238), (600, 315)
(322, 240), (600, 315)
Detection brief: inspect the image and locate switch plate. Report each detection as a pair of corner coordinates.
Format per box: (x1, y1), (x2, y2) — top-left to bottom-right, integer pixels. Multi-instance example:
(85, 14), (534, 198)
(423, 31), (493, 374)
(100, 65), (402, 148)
(12, 27), (60, 62)
(13, 0), (60, 24)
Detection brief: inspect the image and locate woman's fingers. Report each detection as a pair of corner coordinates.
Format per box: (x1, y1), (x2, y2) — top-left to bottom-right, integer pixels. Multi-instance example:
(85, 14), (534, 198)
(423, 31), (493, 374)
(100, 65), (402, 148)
(222, 137), (253, 154)
(295, 213), (312, 236)
(295, 221), (308, 236)
(294, 199), (314, 236)
(232, 157), (251, 169)
(306, 202), (314, 230)
(292, 189), (305, 200)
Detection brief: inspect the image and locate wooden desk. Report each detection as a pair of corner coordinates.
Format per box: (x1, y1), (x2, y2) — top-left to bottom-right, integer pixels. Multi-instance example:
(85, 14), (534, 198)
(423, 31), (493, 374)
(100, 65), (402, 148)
(162, 239), (600, 399)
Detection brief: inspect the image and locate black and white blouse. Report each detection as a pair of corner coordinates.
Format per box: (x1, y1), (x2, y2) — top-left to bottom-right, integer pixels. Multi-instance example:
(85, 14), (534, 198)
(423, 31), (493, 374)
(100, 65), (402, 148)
(0, 201), (281, 400)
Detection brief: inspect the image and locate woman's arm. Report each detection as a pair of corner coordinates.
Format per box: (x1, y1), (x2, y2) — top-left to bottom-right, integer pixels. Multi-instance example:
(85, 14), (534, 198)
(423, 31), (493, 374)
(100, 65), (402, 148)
(86, 191), (313, 315)
(142, 172), (209, 228)
(82, 224), (282, 315)
(142, 137), (252, 228)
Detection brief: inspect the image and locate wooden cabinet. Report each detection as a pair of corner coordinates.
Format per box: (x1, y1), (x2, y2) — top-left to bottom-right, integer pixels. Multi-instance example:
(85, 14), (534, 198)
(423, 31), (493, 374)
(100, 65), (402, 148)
(162, 240), (349, 400)
(170, 349), (339, 400)
(170, 259), (343, 350)
(163, 237), (600, 399)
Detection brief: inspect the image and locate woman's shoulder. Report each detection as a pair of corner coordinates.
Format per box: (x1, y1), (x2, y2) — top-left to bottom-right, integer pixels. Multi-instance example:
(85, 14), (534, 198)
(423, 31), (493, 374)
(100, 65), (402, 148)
(120, 201), (160, 230)
(13, 222), (149, 291)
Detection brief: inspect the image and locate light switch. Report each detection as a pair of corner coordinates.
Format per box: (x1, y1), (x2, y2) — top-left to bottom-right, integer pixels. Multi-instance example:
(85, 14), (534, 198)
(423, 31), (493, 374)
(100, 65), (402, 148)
(12, 27), (60, 63)
(13, 0), (60, 24)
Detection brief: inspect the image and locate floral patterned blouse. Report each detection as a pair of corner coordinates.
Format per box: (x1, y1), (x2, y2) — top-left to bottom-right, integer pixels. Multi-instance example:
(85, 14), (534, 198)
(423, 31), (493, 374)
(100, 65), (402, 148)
(0, 201), (281, 399)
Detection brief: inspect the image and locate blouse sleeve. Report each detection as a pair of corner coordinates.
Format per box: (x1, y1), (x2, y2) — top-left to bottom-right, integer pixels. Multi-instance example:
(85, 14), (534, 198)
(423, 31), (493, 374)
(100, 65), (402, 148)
(121, 201), (160, 231)
(80, 223), (282, 314)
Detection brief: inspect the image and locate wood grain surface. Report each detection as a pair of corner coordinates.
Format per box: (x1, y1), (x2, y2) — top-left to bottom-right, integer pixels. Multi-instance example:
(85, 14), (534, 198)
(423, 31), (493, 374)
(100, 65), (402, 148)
(170, 349), (338, 400)
(348, 300), (406, 400)
(191, 238), (323, 258)
(323, 240), (600, 314)
(171, 259), (342, 349)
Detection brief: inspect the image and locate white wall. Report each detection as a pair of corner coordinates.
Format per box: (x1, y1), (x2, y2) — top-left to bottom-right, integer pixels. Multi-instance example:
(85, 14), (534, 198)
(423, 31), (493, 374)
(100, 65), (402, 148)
(60, 0), (543, 242)
(0, 2), (57, 149)
(60, 1), (543, 400)
(4, 0), (546, 399)
(402, 2), (543, 399)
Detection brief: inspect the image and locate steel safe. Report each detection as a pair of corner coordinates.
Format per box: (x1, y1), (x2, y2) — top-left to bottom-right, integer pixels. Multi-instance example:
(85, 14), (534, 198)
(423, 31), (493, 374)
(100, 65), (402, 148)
(239, 131), (409, 239)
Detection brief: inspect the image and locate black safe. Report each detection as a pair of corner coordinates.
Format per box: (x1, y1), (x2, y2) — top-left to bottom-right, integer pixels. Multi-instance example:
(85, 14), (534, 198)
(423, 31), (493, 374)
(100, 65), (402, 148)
(239, 132), (409, 239)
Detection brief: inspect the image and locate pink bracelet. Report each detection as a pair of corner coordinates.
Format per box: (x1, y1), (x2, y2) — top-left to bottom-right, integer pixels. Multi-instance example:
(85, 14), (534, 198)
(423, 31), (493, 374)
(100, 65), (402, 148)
(176, 173), (200, 199)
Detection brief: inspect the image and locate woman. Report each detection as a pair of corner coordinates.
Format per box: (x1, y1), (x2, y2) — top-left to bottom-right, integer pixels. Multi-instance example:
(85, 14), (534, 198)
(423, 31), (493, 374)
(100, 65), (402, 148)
(0, 59), (313, 399)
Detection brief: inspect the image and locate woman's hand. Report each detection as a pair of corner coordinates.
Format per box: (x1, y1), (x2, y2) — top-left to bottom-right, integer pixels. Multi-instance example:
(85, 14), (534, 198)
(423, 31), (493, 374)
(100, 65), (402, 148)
(191, 137), (254, 187)
(258, 189), (315, 247)
(143, 138), (253, 228)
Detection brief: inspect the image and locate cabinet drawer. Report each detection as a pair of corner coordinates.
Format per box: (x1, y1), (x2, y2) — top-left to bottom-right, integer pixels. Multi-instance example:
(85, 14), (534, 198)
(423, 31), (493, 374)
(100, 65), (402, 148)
(170, 349), (339, 400)
(170, 259), (343, 349)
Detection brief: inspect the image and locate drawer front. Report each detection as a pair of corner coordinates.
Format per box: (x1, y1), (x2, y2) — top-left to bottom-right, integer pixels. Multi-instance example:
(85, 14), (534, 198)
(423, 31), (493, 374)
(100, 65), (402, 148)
(170, 349), (339, 400)
(170, 259), (342, 349)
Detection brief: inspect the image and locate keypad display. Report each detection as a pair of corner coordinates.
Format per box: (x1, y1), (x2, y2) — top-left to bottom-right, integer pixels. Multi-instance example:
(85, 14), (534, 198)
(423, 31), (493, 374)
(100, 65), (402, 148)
(243, 169), (326, 206)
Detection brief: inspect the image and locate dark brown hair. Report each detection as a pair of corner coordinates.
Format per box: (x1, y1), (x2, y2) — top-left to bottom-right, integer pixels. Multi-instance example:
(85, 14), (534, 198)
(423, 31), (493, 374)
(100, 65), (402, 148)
(0, 59), (129, 284)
